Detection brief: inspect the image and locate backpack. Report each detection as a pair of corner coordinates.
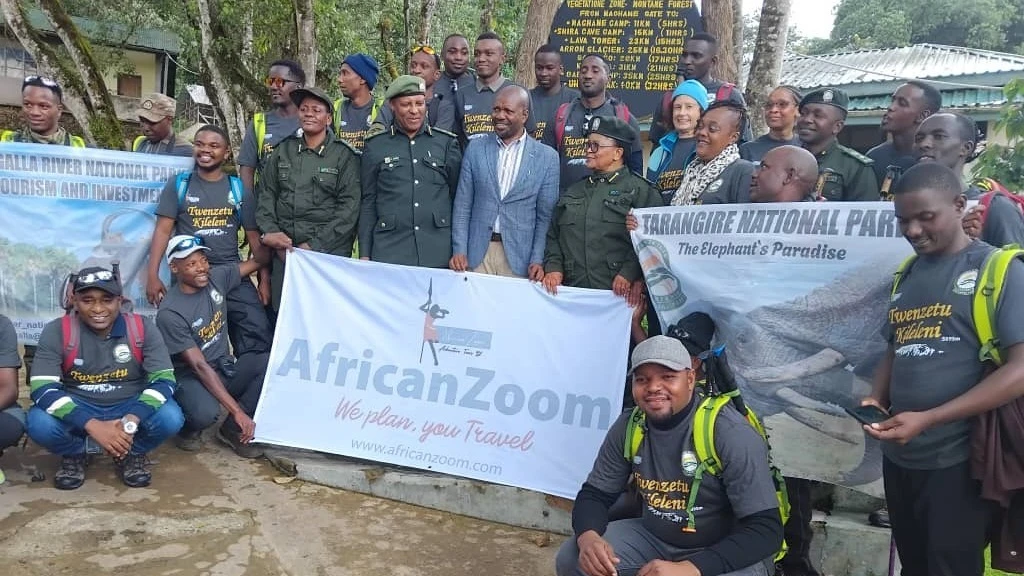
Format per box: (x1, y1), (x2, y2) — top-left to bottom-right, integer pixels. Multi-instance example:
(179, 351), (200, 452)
(1, 129), (86, 148)
(175, 171), (243, 220)
(61, 313), (145, 374)
(622, 347), (791, 562)
(553, 98), (632, 151)
(893, 245), (1024, 366)
(975, 178), (1024, 229)
(658, 83), (735, 132)
(132, 135), (146, 152)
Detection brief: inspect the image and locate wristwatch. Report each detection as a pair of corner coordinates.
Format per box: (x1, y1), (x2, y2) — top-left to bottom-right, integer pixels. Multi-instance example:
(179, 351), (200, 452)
(121, 416), (138, 435)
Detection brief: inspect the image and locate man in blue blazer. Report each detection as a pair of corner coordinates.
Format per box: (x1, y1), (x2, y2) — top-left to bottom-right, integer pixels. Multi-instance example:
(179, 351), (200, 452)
(450, 85), (559, 279)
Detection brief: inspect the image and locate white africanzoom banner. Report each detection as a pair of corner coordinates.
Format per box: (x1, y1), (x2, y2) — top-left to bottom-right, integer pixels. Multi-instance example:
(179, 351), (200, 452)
(632, 202), (914, 497)
(253, 250), (632, 498)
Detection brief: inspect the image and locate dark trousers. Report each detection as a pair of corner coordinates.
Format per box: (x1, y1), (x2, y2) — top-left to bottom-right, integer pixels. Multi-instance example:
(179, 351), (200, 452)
(779, 477), (820, 576)
(883, 457), (991, 576)
(0, 407), (24, 452)
(174, 352), (269, 433)
(225, 279), (272, 355)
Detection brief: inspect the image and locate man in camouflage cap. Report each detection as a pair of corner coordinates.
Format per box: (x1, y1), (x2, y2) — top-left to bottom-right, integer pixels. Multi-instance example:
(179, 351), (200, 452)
(359, 75), (462, 268)
(133, 93), (192, 156)
(543, 114), (661, 298)
(797, 87), (879, 201)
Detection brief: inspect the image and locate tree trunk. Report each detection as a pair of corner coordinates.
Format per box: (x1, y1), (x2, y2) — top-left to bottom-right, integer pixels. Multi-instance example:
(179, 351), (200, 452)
(480, 0), (495, 33)
(732, 0), (744, 87)
(513, 0), (561, 85)
(0, 0), (124, 148)
(378, 16), (401, 79)
(417, 0), (439, 44)
(744, 0), (792, 137)
(702, 0), (738, 84)
(195, 0), (248, 150)
(292, 0), (317, 87)
(241, 7), (254, 74)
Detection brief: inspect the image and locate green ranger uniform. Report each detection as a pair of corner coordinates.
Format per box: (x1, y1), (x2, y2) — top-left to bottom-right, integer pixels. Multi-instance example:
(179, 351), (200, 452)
(799, 88), (880, 201)
(359, 75), (463, 268)
(256, 87), (362, 310)
(812, 140), (879, 201)
(544, 115), (662, 289)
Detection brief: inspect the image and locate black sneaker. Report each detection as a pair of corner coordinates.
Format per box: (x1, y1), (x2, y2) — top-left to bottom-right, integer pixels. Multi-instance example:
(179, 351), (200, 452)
(174, 430), (202, 452)
(116, 453), (152, 488)
(216, 423), (264, 459)
(54, 454), (87, 490)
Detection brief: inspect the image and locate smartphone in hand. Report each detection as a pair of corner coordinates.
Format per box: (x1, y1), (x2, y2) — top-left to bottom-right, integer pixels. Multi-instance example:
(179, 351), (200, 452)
(845, 405), (890, 426)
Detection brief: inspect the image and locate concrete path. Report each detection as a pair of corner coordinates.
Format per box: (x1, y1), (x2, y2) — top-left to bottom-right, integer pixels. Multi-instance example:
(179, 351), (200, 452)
(0, 439), (562, 575)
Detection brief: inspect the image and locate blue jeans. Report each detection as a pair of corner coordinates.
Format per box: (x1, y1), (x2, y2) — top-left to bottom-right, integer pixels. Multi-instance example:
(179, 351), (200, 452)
(26, 398), (184, 456)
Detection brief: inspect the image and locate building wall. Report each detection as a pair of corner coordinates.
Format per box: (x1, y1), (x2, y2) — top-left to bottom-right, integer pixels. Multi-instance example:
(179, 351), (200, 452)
(0, 36), (163, 121)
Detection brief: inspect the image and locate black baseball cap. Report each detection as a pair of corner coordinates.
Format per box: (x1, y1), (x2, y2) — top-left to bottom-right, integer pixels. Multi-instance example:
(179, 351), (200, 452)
(73, 266), (121, 296)
(667, 312), (715, 356)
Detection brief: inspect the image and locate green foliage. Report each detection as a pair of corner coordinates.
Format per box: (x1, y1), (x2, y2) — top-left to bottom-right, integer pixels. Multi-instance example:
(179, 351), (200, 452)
(804, 0), (1024, 55)
(973, 79), (1024, 192)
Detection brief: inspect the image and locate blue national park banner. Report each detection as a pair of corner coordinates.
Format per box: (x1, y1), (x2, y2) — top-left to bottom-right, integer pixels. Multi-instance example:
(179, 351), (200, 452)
(632, 203), (916, 497)
(0, 142), (191, 344)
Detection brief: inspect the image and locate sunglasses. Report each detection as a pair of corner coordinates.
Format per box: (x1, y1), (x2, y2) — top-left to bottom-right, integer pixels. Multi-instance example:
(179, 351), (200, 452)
(265, 77), (300, 89)
(77, 270), (114, 284)
(169, 236), (204, 256)
(585, 141), (618, 153)
(25, 75), (59, 87)
(412, 45), (436, 55)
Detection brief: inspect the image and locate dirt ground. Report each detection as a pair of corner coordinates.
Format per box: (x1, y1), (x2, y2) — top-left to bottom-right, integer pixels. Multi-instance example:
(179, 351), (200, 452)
(0, 437), (564, 575)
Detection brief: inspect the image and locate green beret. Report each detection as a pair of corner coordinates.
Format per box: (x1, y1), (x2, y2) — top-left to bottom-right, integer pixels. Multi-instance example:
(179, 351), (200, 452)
(587, 115), (635, 147)
(799, 87), (849, 113)
(290, 87), (333, 115)
(386, 75), (427, 100)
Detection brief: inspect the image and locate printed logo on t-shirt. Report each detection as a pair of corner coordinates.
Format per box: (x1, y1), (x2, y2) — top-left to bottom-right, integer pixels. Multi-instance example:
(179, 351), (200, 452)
(681, 451), (699, 477)
(113, 343), (132, 363)
(341, 121), (348, 127)
(191, 317), (204, 328)
(210, 288), (224, 305)
(185, 195), (200, 203)
(464, 104), (473, 111)
(953, 270), (977, 296)
(707, 179), (723, 194)
(895, 343), (942, 358)
(891, 292), (902, 302)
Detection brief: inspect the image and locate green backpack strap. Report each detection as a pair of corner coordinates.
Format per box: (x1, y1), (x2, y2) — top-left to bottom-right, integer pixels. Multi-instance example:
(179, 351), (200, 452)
(892, 254), (917, 298)
(623, 406), (645, 462)
(132, 135), (146, 152)
(253, 112), (266, 158)
(973, 246), (1024, 365)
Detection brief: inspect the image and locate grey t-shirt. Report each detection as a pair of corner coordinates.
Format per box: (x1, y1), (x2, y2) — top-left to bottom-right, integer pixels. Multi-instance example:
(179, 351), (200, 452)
(867, 142), (917, 188)
(0, 314), (20, 369)
(530, 85), (580, 140)
(432, 70), (476, 106)
(963, 186), (1024, 248)
(237, 111), (302, 169)
(884, 241), (1024, 469)
(156, 265), (240, 376)
(739, 135), (803, 163)
(155, 174), (257, 266)
(32, 315), (172, 406)
(336, 99), (377, 150)
(586, 400), (778, 549)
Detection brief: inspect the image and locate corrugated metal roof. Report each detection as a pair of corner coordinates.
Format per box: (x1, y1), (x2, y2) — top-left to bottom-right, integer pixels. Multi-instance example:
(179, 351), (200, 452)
(779, 44), (1024, 89)
(849, 88), (1008, 111)
(0, 9), (180, 54)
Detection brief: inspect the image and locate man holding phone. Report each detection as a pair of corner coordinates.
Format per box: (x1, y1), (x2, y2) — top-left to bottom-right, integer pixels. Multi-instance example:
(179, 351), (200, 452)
(861, 162), (1024, 576)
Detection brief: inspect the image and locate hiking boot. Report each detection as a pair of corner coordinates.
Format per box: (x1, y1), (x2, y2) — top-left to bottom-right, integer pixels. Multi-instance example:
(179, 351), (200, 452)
(174, 429), (203, 452)
(216, 423), (264, 459)
(116, 453), (152, 488)
(54, 454), (87, 490)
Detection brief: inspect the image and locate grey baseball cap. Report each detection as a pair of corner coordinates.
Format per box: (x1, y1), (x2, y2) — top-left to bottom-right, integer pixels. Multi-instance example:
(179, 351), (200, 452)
(629, 336), (693, 375)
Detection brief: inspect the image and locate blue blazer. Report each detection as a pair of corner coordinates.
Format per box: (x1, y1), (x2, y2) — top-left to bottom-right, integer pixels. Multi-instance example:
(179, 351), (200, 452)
(452, 134), (560, 276)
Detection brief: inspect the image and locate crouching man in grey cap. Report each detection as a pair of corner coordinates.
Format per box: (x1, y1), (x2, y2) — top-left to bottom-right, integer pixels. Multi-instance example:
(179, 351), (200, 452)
(556, 335), (783, 576)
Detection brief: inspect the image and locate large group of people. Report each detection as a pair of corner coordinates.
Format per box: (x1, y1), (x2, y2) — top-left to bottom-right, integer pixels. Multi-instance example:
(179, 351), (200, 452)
(0, 28), (1019, 576)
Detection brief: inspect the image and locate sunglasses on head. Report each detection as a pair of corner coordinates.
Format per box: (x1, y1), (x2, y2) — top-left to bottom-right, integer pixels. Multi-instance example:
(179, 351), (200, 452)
(23, 75), (63, 99)
(412, 45), (436, 55)
(170, 236), (204, 256)
(265, 76), (300, 89)
(76, 270), (114, 285)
